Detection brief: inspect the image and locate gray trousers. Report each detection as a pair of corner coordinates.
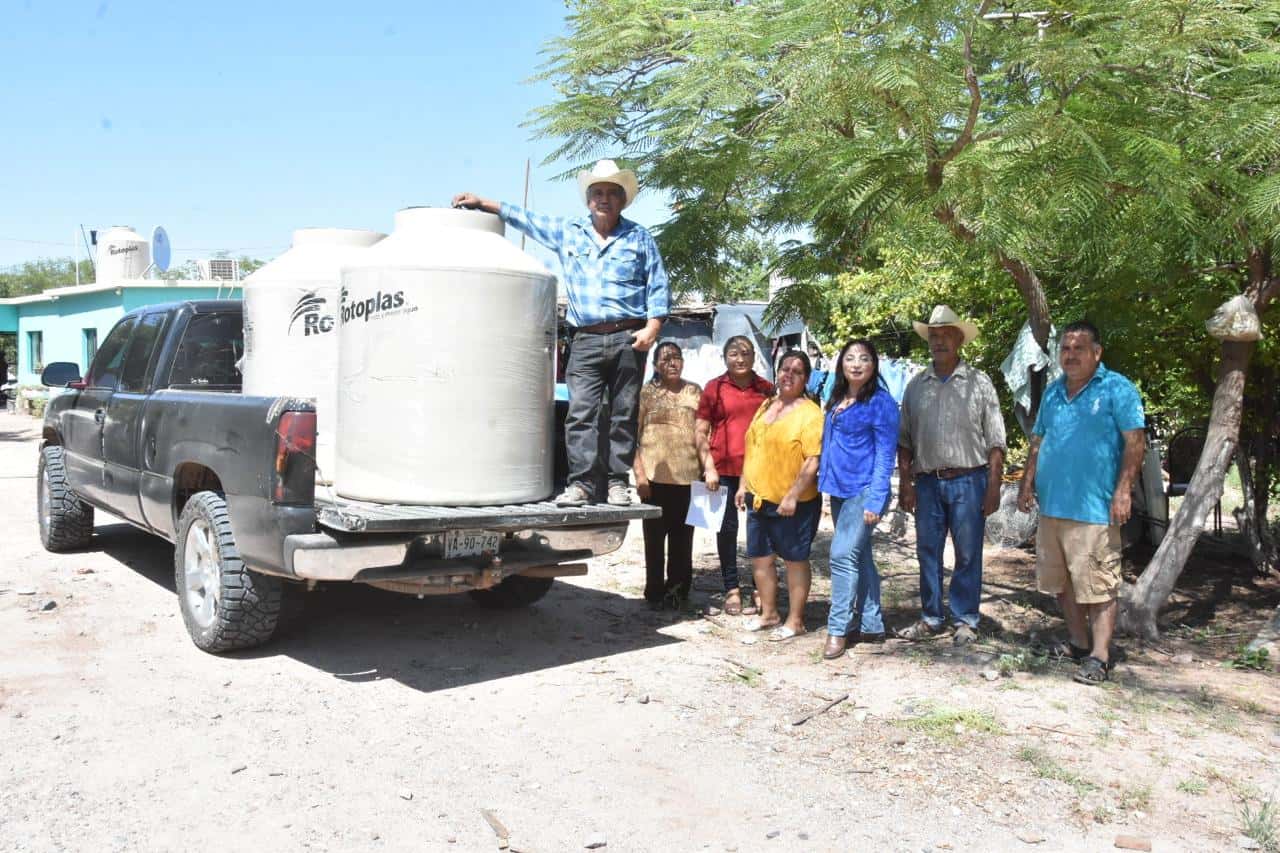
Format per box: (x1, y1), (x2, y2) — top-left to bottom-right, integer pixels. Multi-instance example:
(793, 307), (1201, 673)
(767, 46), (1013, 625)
(565, 329), (645, 496)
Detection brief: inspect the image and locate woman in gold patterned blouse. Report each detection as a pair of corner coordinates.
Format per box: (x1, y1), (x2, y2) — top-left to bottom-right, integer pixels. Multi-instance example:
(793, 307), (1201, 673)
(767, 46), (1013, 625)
(634, 341), (702, 609)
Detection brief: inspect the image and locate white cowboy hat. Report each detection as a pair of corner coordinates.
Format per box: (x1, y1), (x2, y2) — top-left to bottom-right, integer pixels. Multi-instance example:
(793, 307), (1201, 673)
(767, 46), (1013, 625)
(577, 159), (639, 209)
(913, 304), (980, 346)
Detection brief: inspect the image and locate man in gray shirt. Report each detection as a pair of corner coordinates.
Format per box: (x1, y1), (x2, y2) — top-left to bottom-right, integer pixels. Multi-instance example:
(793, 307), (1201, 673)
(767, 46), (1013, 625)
(897, 305), (1007, 646)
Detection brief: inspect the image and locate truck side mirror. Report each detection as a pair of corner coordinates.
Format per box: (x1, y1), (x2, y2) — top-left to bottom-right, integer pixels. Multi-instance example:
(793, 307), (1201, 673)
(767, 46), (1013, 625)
(41, 362), (83, 388)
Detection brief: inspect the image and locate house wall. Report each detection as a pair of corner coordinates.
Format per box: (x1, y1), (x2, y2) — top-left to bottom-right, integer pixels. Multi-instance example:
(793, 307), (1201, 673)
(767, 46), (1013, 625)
(17, 290), (123, 385)
(13, 286), (240, 386)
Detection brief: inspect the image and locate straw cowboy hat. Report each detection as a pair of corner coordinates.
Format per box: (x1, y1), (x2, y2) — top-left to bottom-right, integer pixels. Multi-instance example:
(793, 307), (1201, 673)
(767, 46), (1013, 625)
(577, 159), (639, 209)
(913, 304), (980, 346)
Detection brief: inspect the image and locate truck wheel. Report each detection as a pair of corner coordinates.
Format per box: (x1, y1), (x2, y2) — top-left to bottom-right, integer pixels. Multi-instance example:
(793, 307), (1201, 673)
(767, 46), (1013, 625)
(468, 574), (555, 609)
(175, 490), (283, 653)
(37, 446), (94, 552)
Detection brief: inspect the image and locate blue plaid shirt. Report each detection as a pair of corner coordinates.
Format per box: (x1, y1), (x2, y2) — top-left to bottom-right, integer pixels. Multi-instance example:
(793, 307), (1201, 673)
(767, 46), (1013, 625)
(499, 203), (670, 328)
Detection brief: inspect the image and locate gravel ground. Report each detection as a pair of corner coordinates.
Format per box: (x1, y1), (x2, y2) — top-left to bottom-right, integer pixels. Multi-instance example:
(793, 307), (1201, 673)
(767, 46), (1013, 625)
(1, 410), (1277, 853)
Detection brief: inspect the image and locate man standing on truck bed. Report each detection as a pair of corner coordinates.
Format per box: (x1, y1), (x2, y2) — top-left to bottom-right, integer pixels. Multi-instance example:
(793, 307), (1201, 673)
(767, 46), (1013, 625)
(453, 159), (671, 507)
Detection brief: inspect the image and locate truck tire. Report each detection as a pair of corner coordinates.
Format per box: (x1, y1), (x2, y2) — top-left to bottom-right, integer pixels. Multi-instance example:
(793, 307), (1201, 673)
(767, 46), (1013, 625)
(37, 446), (94, 552)
(468, 574), (555, 609)
(175, 490), (283, 653)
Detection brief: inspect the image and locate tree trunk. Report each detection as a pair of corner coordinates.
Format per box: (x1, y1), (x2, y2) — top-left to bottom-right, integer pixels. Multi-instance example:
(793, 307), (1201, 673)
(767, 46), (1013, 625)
(998, 254), (1052, 351)
(1120, 339), (1254, 639)
(1235, 445), (1279, 574)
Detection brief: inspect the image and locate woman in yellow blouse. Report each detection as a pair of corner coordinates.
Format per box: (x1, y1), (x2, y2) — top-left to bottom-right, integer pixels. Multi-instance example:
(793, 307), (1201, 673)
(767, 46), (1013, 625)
(736, 350), (824, 640)
(634, 342), (702, 609)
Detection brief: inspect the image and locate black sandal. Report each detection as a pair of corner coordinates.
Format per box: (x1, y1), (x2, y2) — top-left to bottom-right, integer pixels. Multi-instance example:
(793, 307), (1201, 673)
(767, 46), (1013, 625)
(1073, 655), (1109, 685)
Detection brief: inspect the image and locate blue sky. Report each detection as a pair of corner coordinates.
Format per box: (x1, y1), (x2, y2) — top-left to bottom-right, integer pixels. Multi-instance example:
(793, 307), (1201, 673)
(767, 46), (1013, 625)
(0, 0), (668, 271)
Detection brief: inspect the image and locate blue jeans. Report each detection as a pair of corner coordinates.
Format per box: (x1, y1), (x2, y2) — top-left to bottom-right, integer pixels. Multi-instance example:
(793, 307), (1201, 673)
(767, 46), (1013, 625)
(828, 491), (888, 637)
(914, 469), (987, 629)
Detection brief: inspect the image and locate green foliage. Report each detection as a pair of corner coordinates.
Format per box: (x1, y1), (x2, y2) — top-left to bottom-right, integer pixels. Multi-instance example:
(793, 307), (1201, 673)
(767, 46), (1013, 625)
(235, 255), (266, 277)
(0, 257), (94, 297)
(897, 703), (1003, 741)
(997, 648), (1049, 676)
(1016, 745), (1099, 797)
(1177, 776), (1208, 796)
(1240, 793), (1279, 853)
(1230, 643), (1271, 671)
(533, 1), (1280, 505)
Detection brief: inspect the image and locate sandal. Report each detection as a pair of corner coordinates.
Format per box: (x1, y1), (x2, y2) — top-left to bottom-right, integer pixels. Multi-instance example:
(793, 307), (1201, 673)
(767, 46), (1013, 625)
(742, 591), (760, 616)
(723, 591), (743, 617)
(895, 620), (944, 641)
(744, 617), (782, 633)
(767, 625), (805, 643)
(1073, 655), (1109, 685)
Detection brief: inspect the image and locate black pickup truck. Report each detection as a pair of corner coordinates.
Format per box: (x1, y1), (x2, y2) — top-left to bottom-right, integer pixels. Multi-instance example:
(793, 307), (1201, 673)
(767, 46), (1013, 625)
(37, 300), (656, 653)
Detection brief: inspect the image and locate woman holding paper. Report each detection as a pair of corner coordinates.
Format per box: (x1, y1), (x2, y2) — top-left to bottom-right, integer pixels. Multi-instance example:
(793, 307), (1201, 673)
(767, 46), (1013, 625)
(736, 350), (824, 641)
(634, 341), (702, 609)
(695, 336), (774, 615)
(818, 339), (900, 660)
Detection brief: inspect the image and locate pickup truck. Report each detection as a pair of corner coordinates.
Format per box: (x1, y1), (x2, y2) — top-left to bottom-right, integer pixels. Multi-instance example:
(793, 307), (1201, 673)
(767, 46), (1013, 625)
(37, 300), (657, 653)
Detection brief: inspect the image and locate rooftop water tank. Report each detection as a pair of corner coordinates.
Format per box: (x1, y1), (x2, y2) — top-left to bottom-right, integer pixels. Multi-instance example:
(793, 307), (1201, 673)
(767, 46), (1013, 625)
(241, 228), (386, 484)
(96, 225), (150, 281)
(334, 207), (557, 505)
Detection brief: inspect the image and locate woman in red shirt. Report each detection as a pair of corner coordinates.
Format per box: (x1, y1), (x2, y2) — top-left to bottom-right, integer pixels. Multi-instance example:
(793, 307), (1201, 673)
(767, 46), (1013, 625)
(696, 335), (774, 615)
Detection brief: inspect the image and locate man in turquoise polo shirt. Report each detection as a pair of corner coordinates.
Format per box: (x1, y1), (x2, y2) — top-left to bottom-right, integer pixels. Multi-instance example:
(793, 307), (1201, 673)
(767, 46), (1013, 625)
(1017, 321), (1145, 685)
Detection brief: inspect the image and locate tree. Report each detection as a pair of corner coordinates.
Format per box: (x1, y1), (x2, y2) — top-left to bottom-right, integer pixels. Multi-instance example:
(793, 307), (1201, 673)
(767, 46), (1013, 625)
(534, 1), (1237, 384)
(1114, 4), (1280, 639)
(0, 258), (94, 297)
(534, 0), (1280, 640)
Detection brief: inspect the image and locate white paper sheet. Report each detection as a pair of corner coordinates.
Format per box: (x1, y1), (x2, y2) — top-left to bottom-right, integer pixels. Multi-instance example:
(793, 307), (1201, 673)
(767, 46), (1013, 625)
(685, 481), (728, 531)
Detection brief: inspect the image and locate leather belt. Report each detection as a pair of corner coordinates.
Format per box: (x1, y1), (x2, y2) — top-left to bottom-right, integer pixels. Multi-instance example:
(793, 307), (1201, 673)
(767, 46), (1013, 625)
(573, 318), (646, 335)
(922, 465), (987, 480)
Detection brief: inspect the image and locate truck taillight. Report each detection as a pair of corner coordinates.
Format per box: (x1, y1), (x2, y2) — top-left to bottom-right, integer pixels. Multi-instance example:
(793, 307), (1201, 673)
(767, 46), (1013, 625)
(273, 411), (317, 504)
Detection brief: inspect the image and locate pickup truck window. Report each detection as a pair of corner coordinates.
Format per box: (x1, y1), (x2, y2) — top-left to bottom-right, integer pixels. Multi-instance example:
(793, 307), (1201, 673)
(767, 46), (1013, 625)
(167, 314), (243, 389)
(85, 317), (138, 389)
(119, 313), (169, 393)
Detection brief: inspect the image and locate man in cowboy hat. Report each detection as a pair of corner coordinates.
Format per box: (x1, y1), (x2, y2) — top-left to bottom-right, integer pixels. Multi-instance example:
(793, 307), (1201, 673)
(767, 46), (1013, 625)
(452, 159), (670, 507)
(896, 305), (1007, 645)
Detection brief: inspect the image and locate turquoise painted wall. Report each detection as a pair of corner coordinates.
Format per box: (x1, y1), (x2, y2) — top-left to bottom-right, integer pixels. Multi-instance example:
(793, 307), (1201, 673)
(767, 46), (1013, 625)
(122, 285), (236, 312)
(15, 286), (241, 386)
(0, 304), (16, 334)
(18, 290), (123, 386)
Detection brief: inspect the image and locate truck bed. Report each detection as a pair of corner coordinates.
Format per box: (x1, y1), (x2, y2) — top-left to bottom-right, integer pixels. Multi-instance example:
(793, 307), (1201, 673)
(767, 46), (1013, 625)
(314, 495), (662, 534)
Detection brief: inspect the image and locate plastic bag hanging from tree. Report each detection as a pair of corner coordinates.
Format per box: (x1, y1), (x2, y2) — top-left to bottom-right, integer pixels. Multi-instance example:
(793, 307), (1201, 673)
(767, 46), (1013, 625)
(1205, 295), (1262, 341)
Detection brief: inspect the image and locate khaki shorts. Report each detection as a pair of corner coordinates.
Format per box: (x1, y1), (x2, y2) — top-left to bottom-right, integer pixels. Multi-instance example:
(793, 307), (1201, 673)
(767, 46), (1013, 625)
(1036, 516), (1122, 605)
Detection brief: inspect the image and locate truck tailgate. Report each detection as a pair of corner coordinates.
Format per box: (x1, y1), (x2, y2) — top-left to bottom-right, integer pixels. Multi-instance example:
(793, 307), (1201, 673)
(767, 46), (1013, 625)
(314, 496), (661, 534)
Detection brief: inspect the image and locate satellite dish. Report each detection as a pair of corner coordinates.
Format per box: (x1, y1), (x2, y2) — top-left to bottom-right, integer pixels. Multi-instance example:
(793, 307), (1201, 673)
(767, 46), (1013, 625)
(152, 226), (171, 272)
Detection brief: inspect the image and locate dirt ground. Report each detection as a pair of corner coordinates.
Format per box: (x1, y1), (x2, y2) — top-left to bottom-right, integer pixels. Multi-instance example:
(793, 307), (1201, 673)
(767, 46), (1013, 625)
(1, 408), (1278, 853)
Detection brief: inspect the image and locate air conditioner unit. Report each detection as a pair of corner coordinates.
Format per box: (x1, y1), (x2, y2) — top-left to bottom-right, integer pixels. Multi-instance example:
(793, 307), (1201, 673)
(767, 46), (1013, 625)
(198, 258), (240, 281)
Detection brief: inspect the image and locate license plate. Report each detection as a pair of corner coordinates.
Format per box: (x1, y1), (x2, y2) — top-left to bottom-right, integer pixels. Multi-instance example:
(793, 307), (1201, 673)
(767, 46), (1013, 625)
(443, 529), (501, 559)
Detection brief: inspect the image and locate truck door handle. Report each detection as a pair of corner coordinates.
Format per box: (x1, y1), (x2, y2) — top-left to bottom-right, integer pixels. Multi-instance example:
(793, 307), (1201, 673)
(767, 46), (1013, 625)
(146, 435), (157, 465)
(94, 410), (106, 424)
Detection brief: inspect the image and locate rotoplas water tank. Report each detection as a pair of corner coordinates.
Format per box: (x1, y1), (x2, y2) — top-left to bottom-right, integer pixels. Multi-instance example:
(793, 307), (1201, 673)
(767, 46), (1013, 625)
(334, 207), (557, 505)
(95, 226), (150, 280)
(241, 228), (386, 484)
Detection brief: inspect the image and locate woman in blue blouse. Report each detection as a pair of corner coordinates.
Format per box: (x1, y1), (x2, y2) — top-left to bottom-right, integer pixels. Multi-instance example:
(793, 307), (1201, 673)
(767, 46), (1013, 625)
(818, 339), (901, 660)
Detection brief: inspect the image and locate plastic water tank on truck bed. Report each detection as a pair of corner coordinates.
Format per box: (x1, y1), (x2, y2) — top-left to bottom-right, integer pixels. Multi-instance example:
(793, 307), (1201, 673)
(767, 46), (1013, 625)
(335, 207), (558, 506)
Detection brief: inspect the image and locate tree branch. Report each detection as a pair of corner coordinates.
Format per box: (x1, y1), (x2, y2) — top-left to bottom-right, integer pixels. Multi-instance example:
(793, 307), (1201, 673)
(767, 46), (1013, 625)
(1260, 275), (1280, 311)
(937, 24), (982, 166)
(933, 203), (977, 242)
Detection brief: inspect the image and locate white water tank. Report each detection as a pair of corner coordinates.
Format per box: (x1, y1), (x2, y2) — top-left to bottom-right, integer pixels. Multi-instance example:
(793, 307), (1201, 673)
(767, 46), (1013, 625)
(241, 228), (386, 484)
(96, 226), (150, 280)
(334, 207), (557, 505)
